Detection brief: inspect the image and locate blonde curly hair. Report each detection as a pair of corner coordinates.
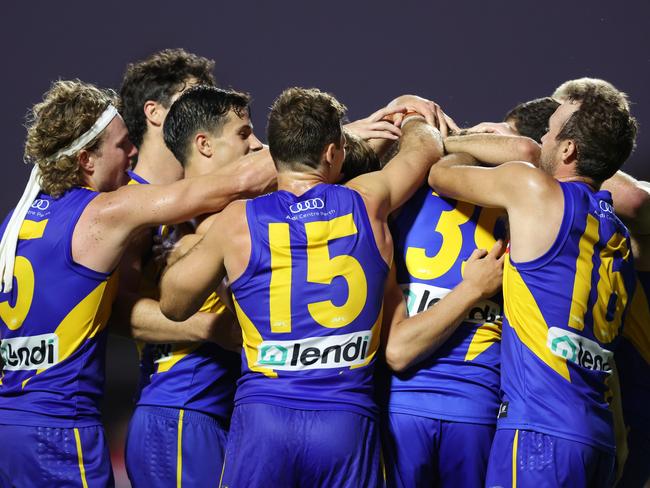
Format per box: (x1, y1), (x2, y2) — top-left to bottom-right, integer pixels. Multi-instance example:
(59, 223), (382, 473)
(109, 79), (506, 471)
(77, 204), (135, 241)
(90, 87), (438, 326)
(24, 80), (118, 197)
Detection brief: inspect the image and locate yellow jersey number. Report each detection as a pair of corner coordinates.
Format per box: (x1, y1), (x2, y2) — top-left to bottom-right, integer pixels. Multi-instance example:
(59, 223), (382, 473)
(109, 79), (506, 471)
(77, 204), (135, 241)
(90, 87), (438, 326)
(268, 214), (367, 333)
(0, 219), (47, 330)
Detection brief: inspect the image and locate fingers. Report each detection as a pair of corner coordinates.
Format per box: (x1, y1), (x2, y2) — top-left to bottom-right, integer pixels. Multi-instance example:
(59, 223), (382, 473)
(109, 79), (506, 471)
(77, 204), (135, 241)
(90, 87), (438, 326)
(371, 105), (407, 122)
(443, 112), (460, 133)
(467, 247), (488, 261)
(436, 106), (449, 138)
(488, 239), (506, 258)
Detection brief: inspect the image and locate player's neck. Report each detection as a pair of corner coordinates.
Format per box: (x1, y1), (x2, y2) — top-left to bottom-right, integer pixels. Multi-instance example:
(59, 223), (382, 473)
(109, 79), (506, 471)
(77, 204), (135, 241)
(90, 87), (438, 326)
(133, 138), (184, 185)
(277, 169), (328, 197)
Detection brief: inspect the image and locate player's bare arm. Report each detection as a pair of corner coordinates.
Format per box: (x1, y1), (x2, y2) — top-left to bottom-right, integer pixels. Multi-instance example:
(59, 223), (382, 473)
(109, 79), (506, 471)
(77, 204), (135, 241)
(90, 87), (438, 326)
(73, 155), (273, 274)
(444, 133), (541, 166)
(428, 153), (564, 263)
(160, 200), (249, 321)
(383, 240), (504, 372)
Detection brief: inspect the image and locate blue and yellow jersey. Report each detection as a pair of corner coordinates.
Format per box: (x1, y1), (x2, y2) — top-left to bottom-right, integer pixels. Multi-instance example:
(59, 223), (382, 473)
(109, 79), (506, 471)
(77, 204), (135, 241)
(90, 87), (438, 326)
(499, 181), (636, 452)
(0, 188), (117, 427)
(230, 183), (389, 417)
(617, 270), (650, 432)
(136, 294), (240, 421)
(387, 185), (504, 424)
(128, 171), (240, 420)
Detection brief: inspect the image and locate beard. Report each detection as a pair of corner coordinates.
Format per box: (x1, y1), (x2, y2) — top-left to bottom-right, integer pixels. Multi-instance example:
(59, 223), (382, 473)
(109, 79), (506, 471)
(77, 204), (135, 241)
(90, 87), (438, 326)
(538, 146), (559, 176)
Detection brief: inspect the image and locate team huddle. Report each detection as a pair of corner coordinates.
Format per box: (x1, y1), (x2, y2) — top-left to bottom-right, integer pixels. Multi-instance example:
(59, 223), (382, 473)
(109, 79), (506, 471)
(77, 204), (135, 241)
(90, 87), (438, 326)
(0, 48), (648, 488)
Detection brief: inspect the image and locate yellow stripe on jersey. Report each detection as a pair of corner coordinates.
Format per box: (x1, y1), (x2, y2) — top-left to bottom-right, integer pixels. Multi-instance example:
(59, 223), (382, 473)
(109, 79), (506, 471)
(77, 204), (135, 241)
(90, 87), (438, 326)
(155, 344), (201, 373)
(177, 409), (185, 488)
(234, 297), (278, 378)
(465, 320), (502, 361)
(569, 214), (599, 331)
(512, 430), (519, 488)
(623, 278), (650, 365)
(74, 428), (89, 488)
(351, 305), (382, 370)
(18, 219), (48, 240)
(21, 274), (118, 389)
(504, 255), (571, 381)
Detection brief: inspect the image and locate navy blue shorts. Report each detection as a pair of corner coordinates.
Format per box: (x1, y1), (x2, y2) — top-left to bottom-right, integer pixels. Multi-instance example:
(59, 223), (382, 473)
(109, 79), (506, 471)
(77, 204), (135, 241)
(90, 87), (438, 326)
(382, 412), (495, 488)
(486, 429), (615, 488)
(126, 405), (228, 488)
(0, 423), (113, 487)
(219, 403), (381, 488)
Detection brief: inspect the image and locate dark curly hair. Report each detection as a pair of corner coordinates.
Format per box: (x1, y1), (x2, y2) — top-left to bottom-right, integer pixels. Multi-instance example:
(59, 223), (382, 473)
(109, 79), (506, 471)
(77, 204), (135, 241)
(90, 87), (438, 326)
(267, 87), (346, 170)
(555, 81), (637, 184)
(119, 48), (216, 148)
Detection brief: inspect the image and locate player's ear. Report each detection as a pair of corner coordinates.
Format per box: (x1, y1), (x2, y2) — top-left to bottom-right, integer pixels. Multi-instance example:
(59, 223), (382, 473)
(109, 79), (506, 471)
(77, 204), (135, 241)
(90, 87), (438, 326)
(196, 133), (212, 158)
(560, 139), (577, 164)
(324, 142), (337, 167)
(144, 100), (164, 127)
(77, 149), (93, 173)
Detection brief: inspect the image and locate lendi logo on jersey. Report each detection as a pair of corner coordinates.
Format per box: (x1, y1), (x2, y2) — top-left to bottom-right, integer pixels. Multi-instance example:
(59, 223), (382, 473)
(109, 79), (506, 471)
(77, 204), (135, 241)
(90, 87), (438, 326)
(547, 327), (613, 373)
(0, 333), (59, 371)
(257, 330), (372, 370)
(402, 283), (502, 323)
(289, 198), (325, 214)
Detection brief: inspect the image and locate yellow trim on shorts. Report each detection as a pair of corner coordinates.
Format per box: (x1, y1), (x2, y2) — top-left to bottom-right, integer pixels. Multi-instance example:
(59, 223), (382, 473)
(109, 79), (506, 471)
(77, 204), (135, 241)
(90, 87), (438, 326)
(512, 430), (519, 488)
(177, 409), (185, 488)
(219, 451), (227, 488)
(73, 428), (89, 488)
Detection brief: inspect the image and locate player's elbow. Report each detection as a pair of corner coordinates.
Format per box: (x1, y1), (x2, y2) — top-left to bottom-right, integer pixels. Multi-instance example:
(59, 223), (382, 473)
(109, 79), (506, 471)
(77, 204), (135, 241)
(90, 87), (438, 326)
(384, 342), (413, 373)
(516, 138), (541, 165)
(159, 295), (192, 322)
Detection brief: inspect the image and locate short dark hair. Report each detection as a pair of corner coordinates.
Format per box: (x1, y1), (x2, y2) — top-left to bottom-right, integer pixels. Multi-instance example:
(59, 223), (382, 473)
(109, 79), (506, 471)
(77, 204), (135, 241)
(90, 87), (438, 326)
(163, 86), (250, 166)
(556, 82), (637, 184)
(267, 87), (346, 170)
(504, 97), (560, 143)
(120, 48), (216, 148)
(339, 130), (380, 183)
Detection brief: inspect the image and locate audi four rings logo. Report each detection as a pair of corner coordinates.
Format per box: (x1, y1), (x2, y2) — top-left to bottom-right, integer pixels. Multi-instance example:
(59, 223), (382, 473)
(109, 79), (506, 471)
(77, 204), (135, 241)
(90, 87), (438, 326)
(31, 199), (50, 211)
(289, 198), (325, 213)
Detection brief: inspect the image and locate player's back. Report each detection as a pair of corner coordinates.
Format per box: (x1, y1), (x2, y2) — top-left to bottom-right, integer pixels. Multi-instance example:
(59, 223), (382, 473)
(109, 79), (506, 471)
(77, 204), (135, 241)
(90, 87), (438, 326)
(230, 183), (389, 417)
(0, 188), (117, 427)
(387, 185), (504, 423)
(500, 181), (636, 452)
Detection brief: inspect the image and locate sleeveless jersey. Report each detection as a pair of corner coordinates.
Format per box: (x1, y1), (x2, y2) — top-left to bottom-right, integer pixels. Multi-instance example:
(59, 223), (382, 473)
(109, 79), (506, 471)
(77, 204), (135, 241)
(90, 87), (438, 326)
(617, 270), (650, 432)
(0, 188), (117, 427)
(230, 183), (389, 417)
(128, 171), (240, 420)
(498, 181), (636, 452)
(388, 185), (504, 424)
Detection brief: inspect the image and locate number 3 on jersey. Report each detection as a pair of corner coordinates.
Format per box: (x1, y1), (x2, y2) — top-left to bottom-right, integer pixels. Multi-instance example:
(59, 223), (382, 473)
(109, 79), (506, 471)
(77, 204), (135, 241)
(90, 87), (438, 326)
(405, 193), (500, 280)
(268, 214), (367, 333)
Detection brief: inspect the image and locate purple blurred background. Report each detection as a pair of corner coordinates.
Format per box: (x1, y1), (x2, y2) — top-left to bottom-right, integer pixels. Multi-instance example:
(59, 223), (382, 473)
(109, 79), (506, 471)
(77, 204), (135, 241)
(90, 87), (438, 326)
(2, 1), (649, 485)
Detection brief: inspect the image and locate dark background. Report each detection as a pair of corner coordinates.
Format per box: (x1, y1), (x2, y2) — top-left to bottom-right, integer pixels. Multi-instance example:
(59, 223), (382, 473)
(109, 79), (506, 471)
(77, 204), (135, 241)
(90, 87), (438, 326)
(2, 1), (649, 486)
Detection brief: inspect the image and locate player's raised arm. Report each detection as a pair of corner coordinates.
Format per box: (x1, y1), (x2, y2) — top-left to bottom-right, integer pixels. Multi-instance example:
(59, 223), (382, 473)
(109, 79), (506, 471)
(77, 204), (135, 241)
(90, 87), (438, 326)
(383, 240), (505, 372)
(74, 152), (274, 273)
(444, 133), (541, 166)
(347, 107), (444, 219)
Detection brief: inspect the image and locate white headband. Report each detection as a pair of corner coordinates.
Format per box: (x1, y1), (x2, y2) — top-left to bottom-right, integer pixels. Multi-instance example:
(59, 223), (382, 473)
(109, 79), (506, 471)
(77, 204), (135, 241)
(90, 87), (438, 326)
(45, 104), (119, 163)
(0, 104), (118, 293)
